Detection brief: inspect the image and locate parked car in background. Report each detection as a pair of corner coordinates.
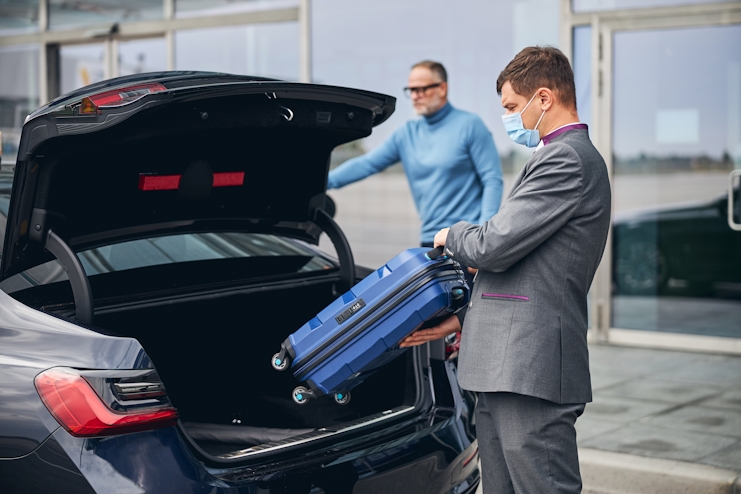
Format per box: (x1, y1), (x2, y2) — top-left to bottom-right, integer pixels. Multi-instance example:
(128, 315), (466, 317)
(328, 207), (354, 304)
(0, 72), (479, 494)
(0, 175), (9, 247)
(612, 186), (741, 296)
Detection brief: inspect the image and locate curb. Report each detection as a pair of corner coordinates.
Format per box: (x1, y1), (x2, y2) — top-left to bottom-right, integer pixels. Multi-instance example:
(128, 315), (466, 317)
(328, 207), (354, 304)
(580, 448), (741, 494)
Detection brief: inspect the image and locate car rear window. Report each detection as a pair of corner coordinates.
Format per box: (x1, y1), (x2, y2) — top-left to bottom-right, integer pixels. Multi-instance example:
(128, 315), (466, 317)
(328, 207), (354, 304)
(0, 232), (335, 294)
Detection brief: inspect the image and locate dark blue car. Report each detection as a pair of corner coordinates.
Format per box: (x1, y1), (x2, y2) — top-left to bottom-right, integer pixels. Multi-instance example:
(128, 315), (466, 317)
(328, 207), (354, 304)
(0, 73), (479, 493)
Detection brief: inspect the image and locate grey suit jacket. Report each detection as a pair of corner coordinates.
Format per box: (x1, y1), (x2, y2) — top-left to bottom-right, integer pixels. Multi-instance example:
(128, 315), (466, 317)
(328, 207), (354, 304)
(446, 128), (611, 404)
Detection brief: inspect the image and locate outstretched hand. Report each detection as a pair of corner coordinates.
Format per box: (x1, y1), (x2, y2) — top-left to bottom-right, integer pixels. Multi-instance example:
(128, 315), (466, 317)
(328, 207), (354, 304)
(399, 314), (462, 348)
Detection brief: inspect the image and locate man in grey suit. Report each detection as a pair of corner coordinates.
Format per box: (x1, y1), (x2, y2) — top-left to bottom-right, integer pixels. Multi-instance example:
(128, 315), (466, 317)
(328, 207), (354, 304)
(401, 46), (611, 493)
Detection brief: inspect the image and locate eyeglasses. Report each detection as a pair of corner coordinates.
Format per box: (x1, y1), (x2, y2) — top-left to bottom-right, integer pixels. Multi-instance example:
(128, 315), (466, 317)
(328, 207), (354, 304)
(403, 82), (443, 98)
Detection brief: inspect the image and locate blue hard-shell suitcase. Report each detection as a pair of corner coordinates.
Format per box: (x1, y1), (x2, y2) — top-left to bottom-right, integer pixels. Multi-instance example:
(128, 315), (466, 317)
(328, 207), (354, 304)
(271, 247), (470, 405)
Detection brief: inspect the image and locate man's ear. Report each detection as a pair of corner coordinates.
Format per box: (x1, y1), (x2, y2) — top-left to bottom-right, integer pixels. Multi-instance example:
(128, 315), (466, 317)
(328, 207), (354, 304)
(538, 87), (555, 111)
(439, 81), (449, 99)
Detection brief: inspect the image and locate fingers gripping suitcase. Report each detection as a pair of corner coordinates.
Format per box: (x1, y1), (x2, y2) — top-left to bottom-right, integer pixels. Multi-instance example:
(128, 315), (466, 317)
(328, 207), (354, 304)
(272, 247), (470, 405)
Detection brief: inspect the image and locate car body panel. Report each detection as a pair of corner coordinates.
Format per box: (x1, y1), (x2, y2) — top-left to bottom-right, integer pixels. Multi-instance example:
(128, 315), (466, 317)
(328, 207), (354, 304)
(0, 288), (149, 458)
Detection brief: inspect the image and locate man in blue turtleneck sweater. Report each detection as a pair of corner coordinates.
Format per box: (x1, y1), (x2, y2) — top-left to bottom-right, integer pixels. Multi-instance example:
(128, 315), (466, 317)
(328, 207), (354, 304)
(328, 61), (503, 248)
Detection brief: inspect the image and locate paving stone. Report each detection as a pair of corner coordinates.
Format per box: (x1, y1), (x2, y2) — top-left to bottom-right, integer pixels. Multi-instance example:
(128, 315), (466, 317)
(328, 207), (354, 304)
(576, 415), (624, 443)
(699, 441), (741, 471)
(641, 405), (741, 439)
(584, 395), (675, 424)
(590, 370), (634, 391)
(596, 378), (725, 405)
(653, 354), (741, 387)
(697, 389), (741, 411)
(588, 344), (700, 377)
(579, 424), (737, 462)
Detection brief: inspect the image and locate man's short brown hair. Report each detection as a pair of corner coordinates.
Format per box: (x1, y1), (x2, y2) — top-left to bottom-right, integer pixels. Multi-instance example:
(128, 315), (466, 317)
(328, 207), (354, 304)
(412, 60), (448, 83)
(496, 46), (576, 110)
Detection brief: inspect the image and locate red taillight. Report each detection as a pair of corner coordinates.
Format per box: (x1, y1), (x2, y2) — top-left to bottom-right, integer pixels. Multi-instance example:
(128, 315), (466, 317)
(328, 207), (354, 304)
(463, 446), (479, 467)
(88, 82), (167, 108)
(138, 174), (181, 191)
(34, 368), (178, 437)
(213, 171), (245, 187)
(138, 172), (245, 191)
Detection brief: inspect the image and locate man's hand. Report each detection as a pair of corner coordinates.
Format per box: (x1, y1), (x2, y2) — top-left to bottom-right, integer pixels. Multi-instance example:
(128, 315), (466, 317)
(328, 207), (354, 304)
(434, 228), (450, 248)
(399, 314), (461, 348)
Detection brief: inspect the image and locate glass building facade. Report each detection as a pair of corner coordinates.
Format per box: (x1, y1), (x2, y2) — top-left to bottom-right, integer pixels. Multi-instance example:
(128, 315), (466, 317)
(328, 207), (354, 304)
(0, 0), (739, 354)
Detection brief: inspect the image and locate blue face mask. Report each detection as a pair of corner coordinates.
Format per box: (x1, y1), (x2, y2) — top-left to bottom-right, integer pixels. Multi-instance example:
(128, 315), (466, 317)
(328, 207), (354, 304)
(501, 92), (545, 148)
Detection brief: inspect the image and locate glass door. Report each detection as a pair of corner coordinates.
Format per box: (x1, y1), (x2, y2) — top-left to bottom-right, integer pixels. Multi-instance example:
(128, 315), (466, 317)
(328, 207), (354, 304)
(60, 43), (106, 94)
(118, 38), (167, 77)
(610, 24), (741, 339)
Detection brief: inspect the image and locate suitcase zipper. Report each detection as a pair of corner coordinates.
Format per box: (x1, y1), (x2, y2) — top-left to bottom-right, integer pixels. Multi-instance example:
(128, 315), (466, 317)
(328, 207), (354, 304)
(294, 268), (463, 381)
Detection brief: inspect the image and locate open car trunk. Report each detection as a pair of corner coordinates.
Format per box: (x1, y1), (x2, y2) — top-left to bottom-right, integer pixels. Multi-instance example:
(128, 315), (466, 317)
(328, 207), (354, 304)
(90, 276), (420, 458)
(1, 73), (420, 462)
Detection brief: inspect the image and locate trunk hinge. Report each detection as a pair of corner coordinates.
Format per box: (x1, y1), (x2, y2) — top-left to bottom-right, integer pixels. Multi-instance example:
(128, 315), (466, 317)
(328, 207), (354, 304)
(29, 209), (94, 324)
(313, 209), (355, 294)
(44, 230), (94, 325)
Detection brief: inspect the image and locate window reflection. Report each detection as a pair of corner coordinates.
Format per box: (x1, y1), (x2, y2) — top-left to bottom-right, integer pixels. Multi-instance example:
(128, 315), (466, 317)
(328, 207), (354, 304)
(573, 0), (721, 13)
(0, 232), (334, 295)
(49, 0), (162, 30)
(0, 0), (39, 35)
(118, 38), (167, 77)
(175, 0), (298, 18)
(611, 25), (741, 339)
(175, 23), (299, 80)
(0, 45), (40, 165)
(60, 43), (105, 95)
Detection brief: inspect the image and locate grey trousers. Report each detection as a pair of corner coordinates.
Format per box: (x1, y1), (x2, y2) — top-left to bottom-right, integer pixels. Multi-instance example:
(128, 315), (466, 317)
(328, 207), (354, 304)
(475, 392), (585, 494)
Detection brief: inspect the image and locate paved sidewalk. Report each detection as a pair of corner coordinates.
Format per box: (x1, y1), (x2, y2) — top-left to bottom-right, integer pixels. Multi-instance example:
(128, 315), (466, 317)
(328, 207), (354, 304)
(578, 343), (741, 493)
(582, 344), (741, 469)
(475, 343), (741, 493)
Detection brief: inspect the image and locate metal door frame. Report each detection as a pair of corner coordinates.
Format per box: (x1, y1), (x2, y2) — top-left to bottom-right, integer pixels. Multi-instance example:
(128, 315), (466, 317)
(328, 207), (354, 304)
(561, 0), (741, 354)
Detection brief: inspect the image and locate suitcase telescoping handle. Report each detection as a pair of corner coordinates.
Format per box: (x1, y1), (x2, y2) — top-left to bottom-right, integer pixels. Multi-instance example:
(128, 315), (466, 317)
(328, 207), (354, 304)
(425, 246), (446, 260)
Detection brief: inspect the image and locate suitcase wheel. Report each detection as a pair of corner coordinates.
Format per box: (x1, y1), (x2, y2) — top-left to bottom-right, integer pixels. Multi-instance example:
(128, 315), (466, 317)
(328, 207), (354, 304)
(293, 386), (312, 405)
(272, 353), (290, 371)
(334, 391), (351, 405)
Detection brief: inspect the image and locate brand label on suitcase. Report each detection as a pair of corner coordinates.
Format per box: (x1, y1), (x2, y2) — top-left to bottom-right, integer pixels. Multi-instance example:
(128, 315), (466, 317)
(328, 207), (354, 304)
(335, 299), (366, 324)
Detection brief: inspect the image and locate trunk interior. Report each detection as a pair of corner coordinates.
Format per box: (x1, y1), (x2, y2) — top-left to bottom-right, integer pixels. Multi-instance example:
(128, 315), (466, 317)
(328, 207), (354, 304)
(92, 277), (419, 457)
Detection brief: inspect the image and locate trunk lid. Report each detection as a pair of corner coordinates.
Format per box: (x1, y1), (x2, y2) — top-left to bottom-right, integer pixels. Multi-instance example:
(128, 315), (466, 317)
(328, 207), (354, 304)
(1, 72), (395, 279)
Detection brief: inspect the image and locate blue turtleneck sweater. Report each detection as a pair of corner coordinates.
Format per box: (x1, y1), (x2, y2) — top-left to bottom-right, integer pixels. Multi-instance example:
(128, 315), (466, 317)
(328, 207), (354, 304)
(328, 102), (503, 243)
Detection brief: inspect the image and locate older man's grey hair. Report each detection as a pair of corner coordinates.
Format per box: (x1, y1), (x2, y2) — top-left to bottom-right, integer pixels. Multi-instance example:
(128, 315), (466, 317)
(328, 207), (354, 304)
(412, 61), (448, 83)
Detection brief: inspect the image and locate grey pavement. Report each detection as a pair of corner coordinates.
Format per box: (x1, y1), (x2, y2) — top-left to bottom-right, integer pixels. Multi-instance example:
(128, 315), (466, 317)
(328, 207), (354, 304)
(576, 343), (741, 493)
(581, 344), (741, 471)
(473, 343), (741, 493)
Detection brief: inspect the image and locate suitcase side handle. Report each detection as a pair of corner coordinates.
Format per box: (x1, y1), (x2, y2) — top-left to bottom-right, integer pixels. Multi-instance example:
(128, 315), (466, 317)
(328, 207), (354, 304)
(425, 246), (446, 260)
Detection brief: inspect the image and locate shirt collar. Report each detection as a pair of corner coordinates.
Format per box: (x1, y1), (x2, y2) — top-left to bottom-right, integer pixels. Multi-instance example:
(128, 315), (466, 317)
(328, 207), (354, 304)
(539, 122), (588, 147)
(424, 102), (453, 124)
